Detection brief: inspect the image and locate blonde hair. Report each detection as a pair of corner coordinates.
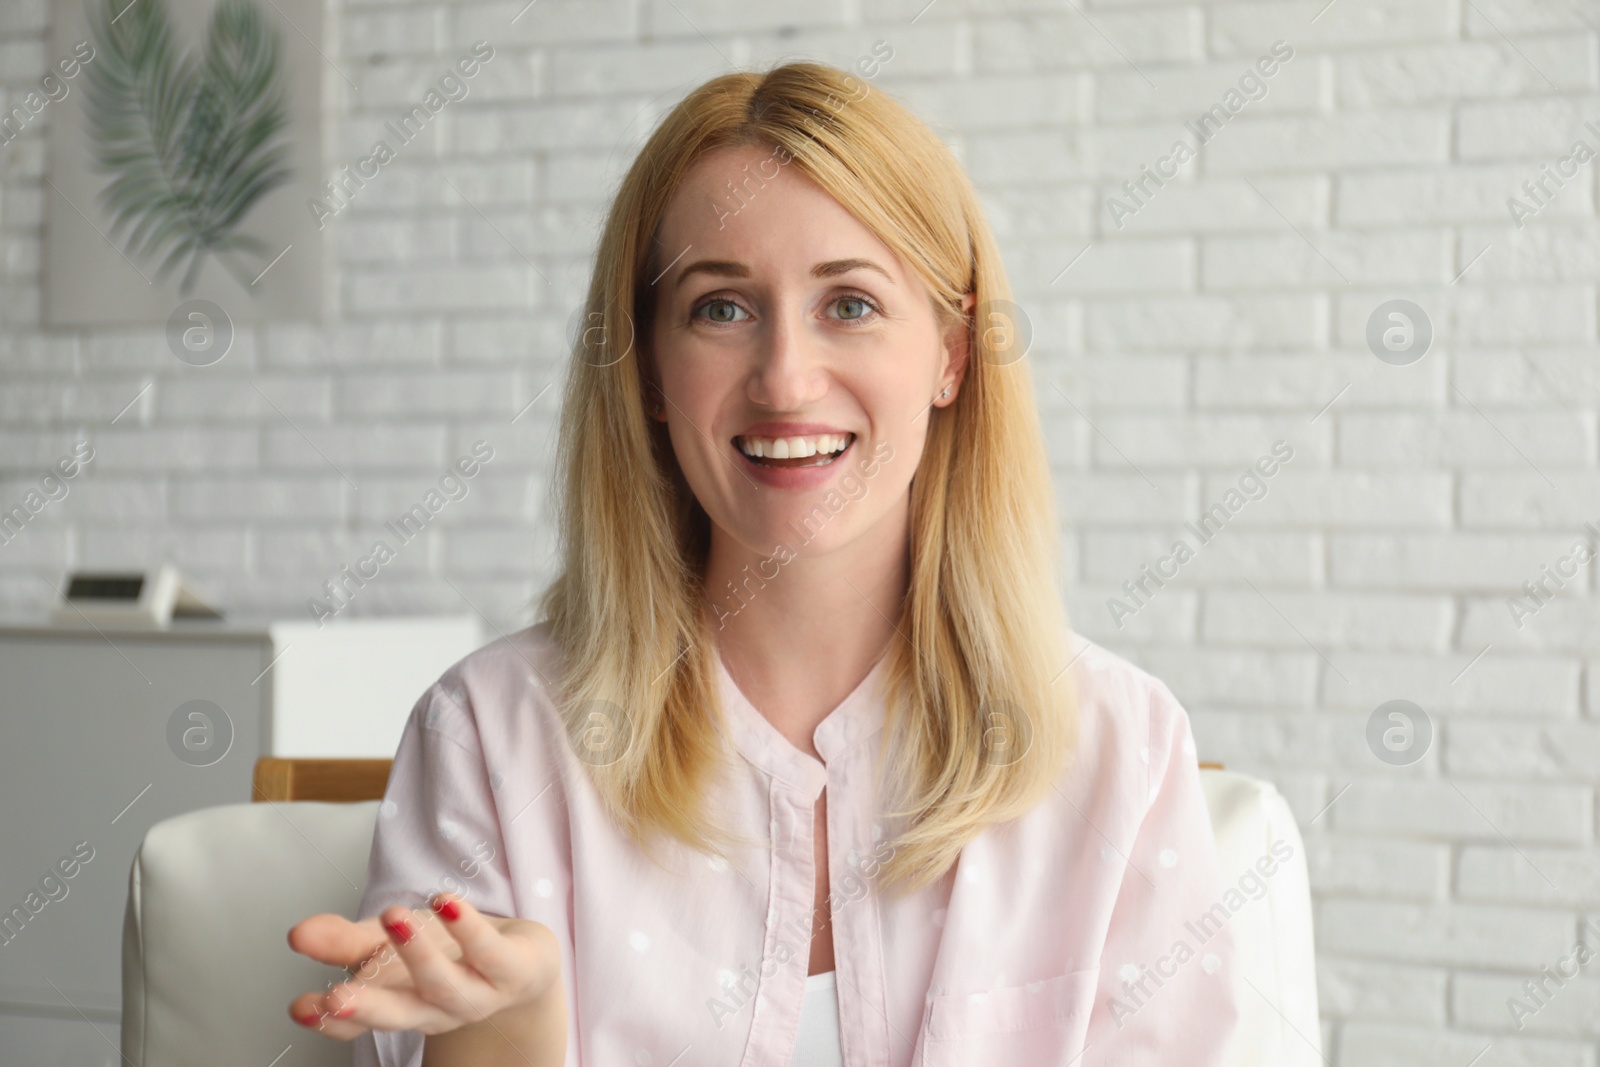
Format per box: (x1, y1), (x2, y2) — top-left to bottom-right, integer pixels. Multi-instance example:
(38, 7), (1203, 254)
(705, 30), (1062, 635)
(537, 59), (1077, 898)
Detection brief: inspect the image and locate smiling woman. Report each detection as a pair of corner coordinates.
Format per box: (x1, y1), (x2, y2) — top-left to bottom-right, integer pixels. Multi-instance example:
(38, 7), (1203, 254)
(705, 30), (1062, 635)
(285, 59), (1239, 1067)
(573, 59), (1074, 904)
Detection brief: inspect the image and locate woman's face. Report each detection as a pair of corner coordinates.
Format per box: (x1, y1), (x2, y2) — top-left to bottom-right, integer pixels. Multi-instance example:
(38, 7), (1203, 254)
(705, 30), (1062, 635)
(646, 143), (973, 562)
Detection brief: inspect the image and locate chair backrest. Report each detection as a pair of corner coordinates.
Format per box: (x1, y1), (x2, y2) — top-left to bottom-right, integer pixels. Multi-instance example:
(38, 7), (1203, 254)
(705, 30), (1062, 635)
(121, 800), (379, 1067)
(121, 768), (1318, 1066)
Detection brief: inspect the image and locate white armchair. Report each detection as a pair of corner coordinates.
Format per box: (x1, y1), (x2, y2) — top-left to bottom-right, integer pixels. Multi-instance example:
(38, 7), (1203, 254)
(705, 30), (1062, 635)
(119, 768), (1320, 1065)
(1199, 767), (1323, 1066)
(120, 798), (371, 1067)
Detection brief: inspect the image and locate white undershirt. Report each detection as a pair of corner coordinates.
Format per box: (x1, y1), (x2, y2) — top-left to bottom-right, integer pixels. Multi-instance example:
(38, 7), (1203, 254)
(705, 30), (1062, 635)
(791, 969), (844, 1066)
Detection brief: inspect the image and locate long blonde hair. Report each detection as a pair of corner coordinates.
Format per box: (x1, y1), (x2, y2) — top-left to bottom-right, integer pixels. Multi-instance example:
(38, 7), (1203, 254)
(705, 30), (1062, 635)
(537, 59), (1077, 898)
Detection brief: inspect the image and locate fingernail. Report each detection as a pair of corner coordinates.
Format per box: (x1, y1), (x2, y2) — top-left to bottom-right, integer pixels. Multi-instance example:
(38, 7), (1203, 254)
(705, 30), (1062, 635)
(431, 896), (461, 922)
(332, 1004), (357, 1019)
(294, 1012), (322, 1028)
(384, 917), (415, 945)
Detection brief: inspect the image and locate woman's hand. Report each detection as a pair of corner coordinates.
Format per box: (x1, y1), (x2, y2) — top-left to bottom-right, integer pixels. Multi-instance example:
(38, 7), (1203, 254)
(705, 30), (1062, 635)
(286, 892), (562, 1041)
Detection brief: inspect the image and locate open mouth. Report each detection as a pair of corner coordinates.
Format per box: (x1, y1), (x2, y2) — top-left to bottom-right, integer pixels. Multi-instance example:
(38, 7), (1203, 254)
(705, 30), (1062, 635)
(735, 432), (855, 469)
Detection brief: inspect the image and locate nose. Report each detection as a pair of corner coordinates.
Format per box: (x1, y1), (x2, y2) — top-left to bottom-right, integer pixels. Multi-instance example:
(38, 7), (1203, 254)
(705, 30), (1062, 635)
(747, 302), (828, 412)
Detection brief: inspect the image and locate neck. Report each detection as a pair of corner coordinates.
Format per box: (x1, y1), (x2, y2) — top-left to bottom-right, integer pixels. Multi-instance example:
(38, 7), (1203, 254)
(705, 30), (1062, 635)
(704, 504), (908, 745)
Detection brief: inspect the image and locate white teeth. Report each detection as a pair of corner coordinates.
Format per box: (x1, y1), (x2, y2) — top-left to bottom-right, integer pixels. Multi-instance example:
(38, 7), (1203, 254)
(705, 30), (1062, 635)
(738, 433), (851, 459)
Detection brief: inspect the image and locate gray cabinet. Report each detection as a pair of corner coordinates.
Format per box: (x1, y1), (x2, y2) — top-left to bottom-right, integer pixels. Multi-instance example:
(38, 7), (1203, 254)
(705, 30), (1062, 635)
(0, 614), (483, 1063)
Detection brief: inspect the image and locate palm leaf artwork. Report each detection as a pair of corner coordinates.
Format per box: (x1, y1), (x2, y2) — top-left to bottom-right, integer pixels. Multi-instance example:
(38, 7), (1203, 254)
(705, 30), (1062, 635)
(81, 0), (293, 295)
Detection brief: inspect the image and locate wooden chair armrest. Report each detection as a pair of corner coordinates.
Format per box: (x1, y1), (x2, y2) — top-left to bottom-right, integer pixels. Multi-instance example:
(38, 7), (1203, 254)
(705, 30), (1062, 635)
(252, 757), (393, 803)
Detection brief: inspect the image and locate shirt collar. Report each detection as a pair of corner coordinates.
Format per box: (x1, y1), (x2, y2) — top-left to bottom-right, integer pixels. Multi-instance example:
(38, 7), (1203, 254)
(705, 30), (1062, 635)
(713, 645), (891, 796)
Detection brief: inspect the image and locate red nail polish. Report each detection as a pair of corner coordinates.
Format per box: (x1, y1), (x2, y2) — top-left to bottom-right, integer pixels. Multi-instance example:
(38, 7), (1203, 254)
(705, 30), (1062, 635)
(431, 897), (461, 921)
(294, 1012), (322, 1028)
(384, 917), (415, 945)
(332, 1004), (357, 1019)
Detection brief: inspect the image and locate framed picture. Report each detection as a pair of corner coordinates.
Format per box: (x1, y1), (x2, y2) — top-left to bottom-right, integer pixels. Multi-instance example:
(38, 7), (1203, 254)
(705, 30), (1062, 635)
(40, 0), (329, 325)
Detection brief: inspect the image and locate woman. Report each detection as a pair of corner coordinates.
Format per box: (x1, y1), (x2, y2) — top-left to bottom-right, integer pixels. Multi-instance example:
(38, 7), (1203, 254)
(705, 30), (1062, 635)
(287, 59), (1239, 1066)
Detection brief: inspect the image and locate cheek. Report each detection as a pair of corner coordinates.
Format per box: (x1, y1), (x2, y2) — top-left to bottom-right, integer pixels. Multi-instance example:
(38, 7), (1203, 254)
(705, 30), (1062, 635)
(665, 361), (732, 437)
(652, 320), (724, 396)
(662, 387), (733, 497)
(852, 374), (922, 442)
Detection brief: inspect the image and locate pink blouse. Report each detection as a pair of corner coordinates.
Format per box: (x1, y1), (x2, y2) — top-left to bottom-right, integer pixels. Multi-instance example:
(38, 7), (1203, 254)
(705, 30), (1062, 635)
(352, 622), (1239, 1067)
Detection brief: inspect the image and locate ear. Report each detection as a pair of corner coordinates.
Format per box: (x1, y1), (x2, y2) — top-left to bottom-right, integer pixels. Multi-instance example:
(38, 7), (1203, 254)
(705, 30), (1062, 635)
(637, 339), (669, 422)
(938, 291), (977, 403)
(644, 378), (669, 422)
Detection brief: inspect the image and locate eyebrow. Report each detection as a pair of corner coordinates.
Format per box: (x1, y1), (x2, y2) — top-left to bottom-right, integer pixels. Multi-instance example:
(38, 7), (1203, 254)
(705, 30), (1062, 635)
(673, 257), (893, 290)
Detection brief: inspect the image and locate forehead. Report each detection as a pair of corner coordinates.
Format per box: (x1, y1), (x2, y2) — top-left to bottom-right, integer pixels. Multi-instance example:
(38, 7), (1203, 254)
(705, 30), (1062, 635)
(653, 143), (911, 289)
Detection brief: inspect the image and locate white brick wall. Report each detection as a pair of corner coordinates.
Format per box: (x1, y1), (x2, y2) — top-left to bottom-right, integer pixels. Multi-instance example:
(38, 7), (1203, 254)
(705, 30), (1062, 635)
(3, 1), (1599, 1061)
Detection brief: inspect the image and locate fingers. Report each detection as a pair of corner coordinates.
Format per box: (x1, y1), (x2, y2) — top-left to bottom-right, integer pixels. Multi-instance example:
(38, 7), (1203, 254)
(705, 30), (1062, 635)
(373, 901), (500, 1022)
(427, 893), (521, 989)
(288, 990), (356, 1039)
(430, 892), (559, 1000)
(289, 907), (464, 1039)
(287, 912), (389, 970)
(288, 985), (458, 1040)
(285, 909), (437, 1039)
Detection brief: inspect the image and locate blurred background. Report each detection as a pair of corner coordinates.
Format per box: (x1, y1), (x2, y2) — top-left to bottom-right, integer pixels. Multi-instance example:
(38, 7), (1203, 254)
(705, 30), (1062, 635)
(2, 0), (1598, 1063)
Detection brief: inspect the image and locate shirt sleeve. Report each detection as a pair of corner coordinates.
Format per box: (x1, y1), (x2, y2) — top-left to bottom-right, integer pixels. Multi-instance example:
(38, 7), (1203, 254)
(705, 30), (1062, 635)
(350, 680), (519, 1067)
(1085, 677), (1241, 1066)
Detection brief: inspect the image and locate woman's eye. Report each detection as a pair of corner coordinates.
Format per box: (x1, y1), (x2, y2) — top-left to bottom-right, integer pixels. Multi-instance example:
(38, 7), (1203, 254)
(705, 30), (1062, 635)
(830, 294), (881, 322)
(693, 298), (748, 325)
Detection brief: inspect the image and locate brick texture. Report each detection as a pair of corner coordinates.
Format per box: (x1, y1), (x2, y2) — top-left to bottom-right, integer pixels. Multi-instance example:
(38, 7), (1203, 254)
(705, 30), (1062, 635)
(3, 4), (1598, 1062)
